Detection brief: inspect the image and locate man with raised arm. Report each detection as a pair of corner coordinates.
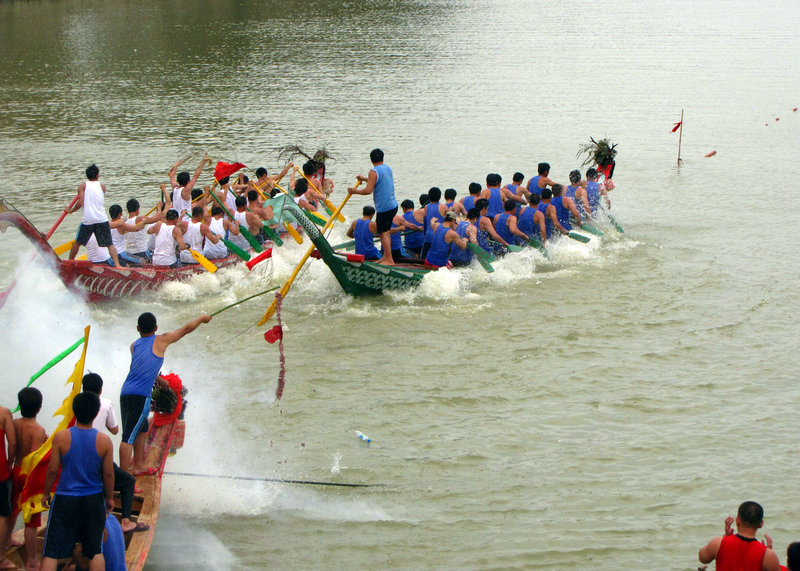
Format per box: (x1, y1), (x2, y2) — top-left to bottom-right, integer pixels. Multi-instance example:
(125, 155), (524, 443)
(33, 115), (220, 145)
(698, 501), (780, 571)
(169, 153), (209, 221)
(40, 392), (114, 571)
(348, 149), (399, 265)
(66, 164), (122, 268)
(119, 312), (211, 475)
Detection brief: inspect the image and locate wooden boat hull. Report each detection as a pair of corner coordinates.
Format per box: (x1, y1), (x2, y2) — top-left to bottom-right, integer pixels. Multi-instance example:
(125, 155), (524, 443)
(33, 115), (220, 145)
(283, 201), (432, 296)
(0, 197), (241, 301)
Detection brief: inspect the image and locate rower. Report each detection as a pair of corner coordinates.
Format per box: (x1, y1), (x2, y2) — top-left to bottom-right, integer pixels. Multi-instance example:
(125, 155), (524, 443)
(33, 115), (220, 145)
(85, 235), (114, 266)
(125, 198), (161, 261)
(387, 210), (413, 263)
(201, 206), (228, 260)
(229, 196), (252, 251)
(504, 172), (530, 207)
(474, 198), (510, 254)
(444, 188), (467, 216)
(401, 199), (425, 258)
(301, 159), (334, 196)
(420, 187), (446, 260)
(551, 184), (584, 235)
(293, 178), (318, 212)
(346, 206), (380, 261)
(566, 170), (591, 217)
(517, 193), (547, 247)
(254, 162), (293, 196)
(179, 207), (206, 264)
(216, 176), (238, 214)
(169, 154), (207, 222)
(247, 189), (275, 240)
(493, 199), (528, 249)
(526, 162), (559, 195)
(460, 182), (482, 212)
(293, 162), (328, 204)
(536, 187), (569, 241)
(148, 209), (188, 268)
(449, 208), (479, 268)
(425, 211), (468, 269)
(109, 204), (146, 266)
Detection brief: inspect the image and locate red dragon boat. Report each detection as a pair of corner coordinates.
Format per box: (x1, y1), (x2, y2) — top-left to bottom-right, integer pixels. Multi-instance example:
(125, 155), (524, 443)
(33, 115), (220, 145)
(0, 197), (241, 303)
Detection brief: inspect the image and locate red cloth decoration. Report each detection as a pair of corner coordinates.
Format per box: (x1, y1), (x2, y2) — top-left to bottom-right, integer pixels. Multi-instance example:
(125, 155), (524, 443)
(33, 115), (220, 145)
(214, 161), (246, 181)
(671, 121), (682, 133)
(264, 325), (283, 344)
(152, 373), (183, 428)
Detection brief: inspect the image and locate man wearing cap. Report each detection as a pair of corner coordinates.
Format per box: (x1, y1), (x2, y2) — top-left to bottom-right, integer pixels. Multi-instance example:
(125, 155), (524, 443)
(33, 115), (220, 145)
(348, 149), (399, 265)
(424, 211), (469, 268)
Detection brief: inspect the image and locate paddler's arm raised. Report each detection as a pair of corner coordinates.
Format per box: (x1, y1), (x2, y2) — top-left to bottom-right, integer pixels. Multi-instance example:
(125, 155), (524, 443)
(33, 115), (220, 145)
(348, 170), (377, 195)
(152, 314), (212, 357)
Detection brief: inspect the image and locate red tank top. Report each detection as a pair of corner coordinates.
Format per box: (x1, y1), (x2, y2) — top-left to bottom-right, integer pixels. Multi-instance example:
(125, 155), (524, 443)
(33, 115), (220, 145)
(0, 428), (9, 481)
(716, 534), (767, 571)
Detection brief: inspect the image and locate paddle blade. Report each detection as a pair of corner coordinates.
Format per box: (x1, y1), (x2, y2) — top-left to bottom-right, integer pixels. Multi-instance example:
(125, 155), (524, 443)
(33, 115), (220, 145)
(261, 225), (284, 247)
(53, 240), (76, 256)
(579, 223), (604, 236)
(246, 249), (273, 270)
(220, 238), (251, 261)
(240, 226), (264, 252)
(608, 214), (624, 233)
(283, 223), (303, 244)
(506, 244), (523, 252)
(568, 232), (591, 243)
(189, 249), (218, 273)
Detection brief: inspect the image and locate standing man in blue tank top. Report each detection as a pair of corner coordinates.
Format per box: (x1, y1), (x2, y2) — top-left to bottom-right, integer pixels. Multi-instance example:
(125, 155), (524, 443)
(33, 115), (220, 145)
(119, 311), (211, 475)
(40, 392), (114, 571)
(348, 149), (399, 265)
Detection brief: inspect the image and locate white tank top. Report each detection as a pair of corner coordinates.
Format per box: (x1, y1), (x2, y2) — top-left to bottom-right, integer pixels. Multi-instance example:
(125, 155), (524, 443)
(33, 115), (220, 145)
(203, 217), (228, 259)
(152, 223), (177, 266)
(184, 221), (204, 252)
(172, 186), (190, 221)
(85, 235), (110, 263)
(111, 224), (125, 253)
(124, 216), (149, 253)
(82, 180), (107, 224)
(224, 189), (237, 214)
(230, 211), (249, 250)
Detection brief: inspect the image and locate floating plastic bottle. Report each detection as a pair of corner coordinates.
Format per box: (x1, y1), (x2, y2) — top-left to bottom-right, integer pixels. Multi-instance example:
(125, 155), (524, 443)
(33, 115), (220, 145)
(354, 430), (371, 444)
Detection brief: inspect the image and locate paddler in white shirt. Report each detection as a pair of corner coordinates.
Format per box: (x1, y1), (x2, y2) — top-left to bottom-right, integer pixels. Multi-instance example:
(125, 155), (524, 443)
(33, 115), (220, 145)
(66, 164), (122, 268)
(124, 198), (162, 260)
(168, 153), (209, 222)
(148, 209), (188, 268)
(109, 204), (146, 266)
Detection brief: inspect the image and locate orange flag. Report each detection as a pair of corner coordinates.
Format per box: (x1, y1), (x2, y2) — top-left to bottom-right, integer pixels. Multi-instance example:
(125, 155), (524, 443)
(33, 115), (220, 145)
(17, 325), (90, 523)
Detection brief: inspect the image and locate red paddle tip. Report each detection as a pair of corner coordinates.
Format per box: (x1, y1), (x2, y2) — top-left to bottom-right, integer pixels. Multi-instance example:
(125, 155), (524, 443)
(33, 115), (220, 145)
(246, 248), (273, 270)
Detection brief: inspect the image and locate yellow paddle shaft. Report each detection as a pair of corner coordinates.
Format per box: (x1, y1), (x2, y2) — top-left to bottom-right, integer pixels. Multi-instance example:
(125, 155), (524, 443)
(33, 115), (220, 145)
(294, 166), (344, 223)
(189, 249), (218, 273)
(256, 181), (359, 326)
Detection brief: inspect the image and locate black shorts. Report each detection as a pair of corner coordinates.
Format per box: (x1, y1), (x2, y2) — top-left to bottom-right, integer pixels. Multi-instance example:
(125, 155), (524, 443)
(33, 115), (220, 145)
(42, 492), (106, 559)
(120, 394), (150, 444)
(375, 207), (398, 234)
(0, 478), (11, 517)
(75, 222), (113, 247)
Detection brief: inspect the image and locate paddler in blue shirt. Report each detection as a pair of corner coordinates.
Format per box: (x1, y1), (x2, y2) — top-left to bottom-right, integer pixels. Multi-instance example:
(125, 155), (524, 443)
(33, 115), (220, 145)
(400, 199), (425, 258)
(420, 187), (447, 260)
(551, 184), (585, 234)
(566, 169), (592, 218)
(584, 168), (611, 217)
(479, 173), (523, 218)
(459, 182), (482, 212)
(346, 205), (381, 261)
(517, 193), (548, 247)
(424, 211), (469, 269)
(526, 162), (560, 195)
(537, 187), (570, 241)
(348, 148), (399, 265)
(474, 198), (510, 254)
(449, 209), (479, 267)
(493, 199), (529, 248)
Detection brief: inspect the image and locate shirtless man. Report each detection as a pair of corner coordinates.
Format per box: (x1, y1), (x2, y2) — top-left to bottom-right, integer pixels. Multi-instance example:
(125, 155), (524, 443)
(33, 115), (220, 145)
(0, 406), (15, 571)
(41, 392), (114, 571)
(254, 162), (293, 197)
(169, 154), (209, 221)
(119, 312), (212, 475)
(13, 388), (47, 571)
(247, 190), (275, 223)
(424, 211), (468, 268)
(66, 164), (122, 268)
(698, 501), (780, 571)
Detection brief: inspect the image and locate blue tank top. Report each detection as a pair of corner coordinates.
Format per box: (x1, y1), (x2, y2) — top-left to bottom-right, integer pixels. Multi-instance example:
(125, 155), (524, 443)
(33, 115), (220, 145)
(121, 336), (165, 397)
(354, 218), (380, 260)
(462, 195), (476, 212)
(372, 164), (397, 213)
(389, 219), (402, 251)
(566, 185), (579, 199)
(445, 201), (454, 210)
(495, 213), (516, 245)
(424, 203), (444, 244)
(57, 427), (103, 496)
(104, 515), (127, 571)
(517, 206), (536, 237)
(449, 221), (473, 264)
(527, 175), (542, 193)
(486, 187), (503, 218)
(425, 223), (451, 267)
(402, 211), (424, 249)
(537, 202), (554, 239)
(474, 217), (492, 253)
(586, 181), (601, 215)
(551, 197), (572, 231)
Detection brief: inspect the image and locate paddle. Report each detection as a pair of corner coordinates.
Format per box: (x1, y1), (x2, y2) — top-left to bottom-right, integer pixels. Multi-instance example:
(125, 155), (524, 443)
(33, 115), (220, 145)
(53, 240), (76, 256)
(488, 240), (523, 253)
(47, 195), (80, 240)
(294, 166), (345, 222)
(219, 238), (250, 261)
(526, 237), (550, 259)
(576, 222), (604, 237)
(207, 191), (264, 252)
(602, 207), (624, 233)
(188, 249), (217, 273)
(467, 243), (495, 272)
(163, 470), (382, 488)
(257, 181), (360, 326)
(567, 231), (591, 243)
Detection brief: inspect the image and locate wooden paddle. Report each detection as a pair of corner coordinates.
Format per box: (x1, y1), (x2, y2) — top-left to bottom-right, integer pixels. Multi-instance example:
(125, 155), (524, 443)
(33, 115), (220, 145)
(567, 231), (591, 243)
(526, 237), (550, 259)
(294, 166), (345, 222)
(53, 240), (76, 256)
(257, 181), (360, 326)
(47, 195), (79, 240)
(601, 206), (624, 233)
(467, 243), (495, 272)
(575, 222), (604, 236)
(188, 249), (217, 273)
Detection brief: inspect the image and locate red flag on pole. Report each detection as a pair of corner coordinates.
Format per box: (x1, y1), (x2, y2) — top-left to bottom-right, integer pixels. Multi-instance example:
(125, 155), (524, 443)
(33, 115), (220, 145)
(214, 161), (246, 181)
(671, 121), (683, 133)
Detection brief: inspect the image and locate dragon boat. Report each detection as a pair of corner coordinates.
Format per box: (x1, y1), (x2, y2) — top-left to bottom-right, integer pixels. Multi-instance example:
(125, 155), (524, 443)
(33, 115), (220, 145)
(0, 197), (240, 302)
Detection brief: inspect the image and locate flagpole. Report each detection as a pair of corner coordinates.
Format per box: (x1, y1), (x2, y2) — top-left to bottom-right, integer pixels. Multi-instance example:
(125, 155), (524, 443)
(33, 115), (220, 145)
(677, 108), (684, 166)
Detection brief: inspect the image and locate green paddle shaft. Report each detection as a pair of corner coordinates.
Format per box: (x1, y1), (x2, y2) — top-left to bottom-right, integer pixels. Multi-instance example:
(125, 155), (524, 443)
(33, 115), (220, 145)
(607, 213), (624, 233)
(11, 336), (85, 411)
(567, 231), (591, 243)
(207, 191), (264, 252)
(261, 224), (283, 247)
(526, 238), (550, 259)
(467, 243), (495, 272)
(578, 223), (604, 237)
(220, 238), (251, 261)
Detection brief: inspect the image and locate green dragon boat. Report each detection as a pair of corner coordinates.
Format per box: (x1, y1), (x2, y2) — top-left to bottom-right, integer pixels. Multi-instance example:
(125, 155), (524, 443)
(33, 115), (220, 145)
(283, 201), (432, 296)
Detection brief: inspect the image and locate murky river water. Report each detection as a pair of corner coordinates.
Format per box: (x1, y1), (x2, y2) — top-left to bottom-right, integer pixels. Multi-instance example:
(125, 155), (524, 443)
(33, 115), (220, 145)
(1, 1), (799, 568)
